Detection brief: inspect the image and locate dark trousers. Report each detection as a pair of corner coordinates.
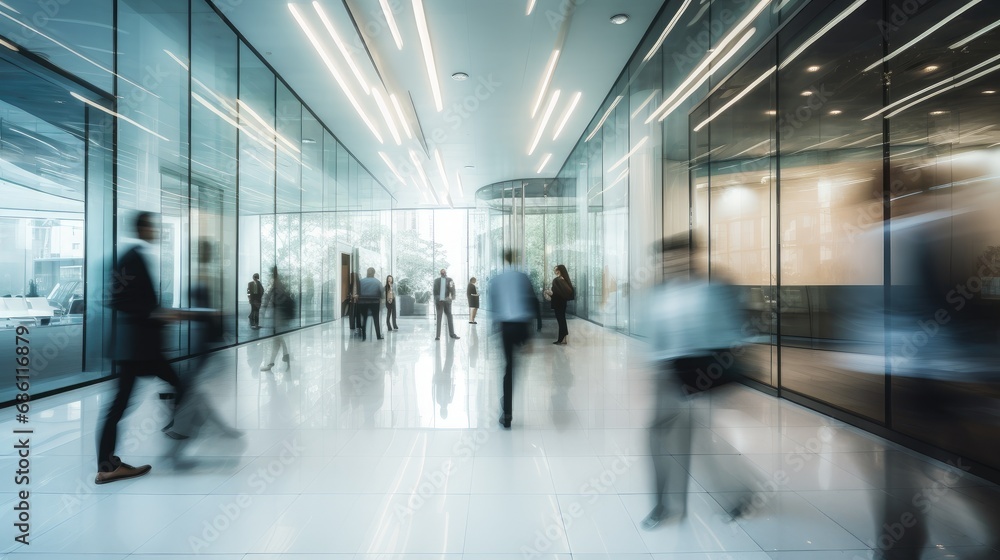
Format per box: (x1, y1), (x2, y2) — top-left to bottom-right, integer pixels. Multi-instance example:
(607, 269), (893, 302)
(386, 302), (397, 330)
(360, 302), (382, 339)
(649, 359), (697, 514)
(500, 322), (528, 421)
(435, 300), (456, 337)
(249, 301), (261, 326)
(553, 305), (568, 341)
(97, 358), (186, 471)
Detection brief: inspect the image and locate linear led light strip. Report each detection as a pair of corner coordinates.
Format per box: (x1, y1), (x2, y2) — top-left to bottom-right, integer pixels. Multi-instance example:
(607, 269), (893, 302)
(885, 60), (1000, 118)
(528, 89), (560, 155)
(372, 89), (401, 145)
(779, 0), (867, 70)
(841, 132), (883, 148)
(379, 152), (405, 183)
(388, 94), (414, 139)
(584, 95), (623, 142)
(552, 91), (582, 140)
(289, 4), (383, 143)
(410, 149), (438, 203)
(0, 36), (17, 51)
(0, 2), (20, 13)
(732, 139), (771, 159)
(536, 153), (552, 174)
(643, 0), (693, 62)
(950, 19), (1000, 49)
(0, 11), (158, 99)
(693, 66), (775, 132)
(607, 136), (649, 173)
(379, 0), (404, 49)
(792, 133), (851, 155)
(313, 1), (370, 95)
(433, 149), (451, 192)
(646, 0), (771, 123)
(590, 169), (629, 200)
(650, 27), (757, 124)
(526, 0), (536, 16)
(237, 99), (300, 153)
(71, 92), (169, 142)
(531, 49), (562, 119)
(863, 0), (981, 73)
(454, 171), (464, 197)
(8, 127), (60, 153)
(413, 0), (443, 112)
(863, 53), (1000, 120)
(630, 90), (659, 120)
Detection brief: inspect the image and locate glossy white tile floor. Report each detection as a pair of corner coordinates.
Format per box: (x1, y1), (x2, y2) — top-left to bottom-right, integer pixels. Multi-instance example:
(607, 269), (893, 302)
(2, 315), (999, 559)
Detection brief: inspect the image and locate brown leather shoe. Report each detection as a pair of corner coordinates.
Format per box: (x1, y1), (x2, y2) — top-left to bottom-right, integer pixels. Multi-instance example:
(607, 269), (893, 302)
(95, 462), (152, 484)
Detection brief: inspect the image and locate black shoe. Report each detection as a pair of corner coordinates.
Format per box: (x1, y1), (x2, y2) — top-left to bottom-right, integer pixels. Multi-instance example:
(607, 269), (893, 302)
(499, 414), (512, 429)
(377, 336), (384, 340)
(450, 335), (460, 339)
(435, 337), (440, 340)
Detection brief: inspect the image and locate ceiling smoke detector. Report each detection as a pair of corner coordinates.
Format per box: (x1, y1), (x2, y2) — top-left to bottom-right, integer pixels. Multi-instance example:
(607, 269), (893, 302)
(610, 14), (629, 24)
(452, 72), (469, 81)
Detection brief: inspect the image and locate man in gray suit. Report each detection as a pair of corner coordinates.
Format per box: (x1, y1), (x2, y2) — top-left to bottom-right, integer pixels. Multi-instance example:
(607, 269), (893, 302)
(433, 269), (459, 340)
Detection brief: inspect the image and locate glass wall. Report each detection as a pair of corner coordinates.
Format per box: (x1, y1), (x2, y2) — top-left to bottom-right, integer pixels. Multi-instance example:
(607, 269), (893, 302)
(0, 0), (394, 404)
(540, 0), (1000, 474)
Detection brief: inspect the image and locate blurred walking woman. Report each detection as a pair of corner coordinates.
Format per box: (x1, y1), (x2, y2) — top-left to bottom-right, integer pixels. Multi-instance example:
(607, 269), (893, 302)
(385, 275), (398, 331)
(468, 277), (479, 324)
(546, 264), (574, 344)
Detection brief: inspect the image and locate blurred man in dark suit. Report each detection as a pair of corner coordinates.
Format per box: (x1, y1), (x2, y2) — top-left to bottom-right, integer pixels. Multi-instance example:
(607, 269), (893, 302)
(96, 211), (186, 484)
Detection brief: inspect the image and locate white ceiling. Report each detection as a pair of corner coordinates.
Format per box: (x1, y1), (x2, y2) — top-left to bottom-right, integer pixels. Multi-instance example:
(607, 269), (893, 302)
(222, 0), (664, 207)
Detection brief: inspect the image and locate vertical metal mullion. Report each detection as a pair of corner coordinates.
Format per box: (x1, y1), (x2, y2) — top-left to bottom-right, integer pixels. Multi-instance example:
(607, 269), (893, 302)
(186, 0), (193, 357)
(774, 43), (783, 396)
(235, 39), (241, 342)
(881, 0), (893, 429)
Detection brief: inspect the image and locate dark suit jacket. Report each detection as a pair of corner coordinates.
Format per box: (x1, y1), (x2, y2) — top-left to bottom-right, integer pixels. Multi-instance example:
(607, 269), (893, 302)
(109, 245), (162, 360)
(247, 280), (264, 303)
(433, 277), (456, 301)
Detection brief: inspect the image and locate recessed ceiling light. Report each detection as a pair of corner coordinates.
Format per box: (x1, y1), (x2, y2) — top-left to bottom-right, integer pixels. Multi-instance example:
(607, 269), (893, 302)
(452, 72), (469, 81)
(464, 165), (475, 169)
(984, 90), (997, 94)
(924, 65), (939, 72)
(829, 110), (842, 115)
(610, 13), (629, 24)
(807, 65), (821, 72)
(930, 110), (948, 115)
(302, 138), (317, 144)
(765, 110), (777, 115)
(801, 90), (813, 96)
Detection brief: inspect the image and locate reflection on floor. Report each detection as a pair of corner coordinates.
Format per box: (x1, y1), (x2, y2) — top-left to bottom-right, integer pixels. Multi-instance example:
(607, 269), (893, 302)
(2, 315), (998, 559)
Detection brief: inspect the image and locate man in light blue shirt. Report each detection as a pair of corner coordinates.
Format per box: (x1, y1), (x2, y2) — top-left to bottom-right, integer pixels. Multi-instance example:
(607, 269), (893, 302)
(489, 250), (541, 428)
(432, 269), (459, 340)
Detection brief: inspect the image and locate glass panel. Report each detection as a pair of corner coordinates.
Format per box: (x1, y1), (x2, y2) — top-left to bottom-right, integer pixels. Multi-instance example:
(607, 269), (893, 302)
(117, 0), (190, 358)
(237, 42), (273, 341)
(886, 0), (1000, 470)
(0, 0), (114, 90)
(0, 59), (93, 401)
(777, 0), (885, 420)
(191, 1), (237, 349)
(701, 41), (778, 387)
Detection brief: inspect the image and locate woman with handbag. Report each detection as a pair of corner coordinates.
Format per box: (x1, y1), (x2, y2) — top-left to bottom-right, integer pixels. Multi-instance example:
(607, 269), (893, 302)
(385, 275), (398, 331)
(544, 264), (574, 345)
(467, 277), (479, 324)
